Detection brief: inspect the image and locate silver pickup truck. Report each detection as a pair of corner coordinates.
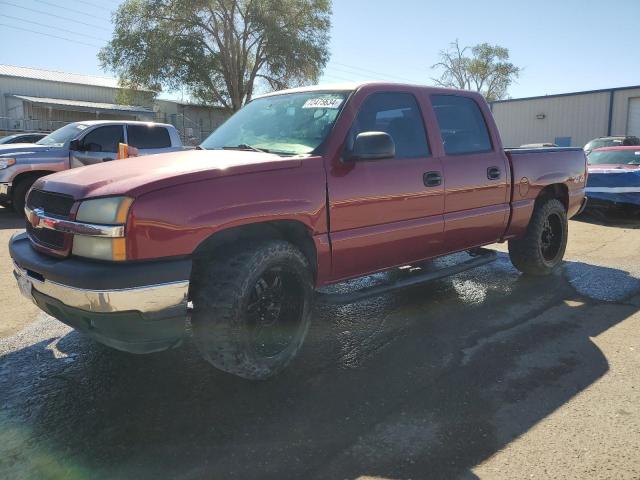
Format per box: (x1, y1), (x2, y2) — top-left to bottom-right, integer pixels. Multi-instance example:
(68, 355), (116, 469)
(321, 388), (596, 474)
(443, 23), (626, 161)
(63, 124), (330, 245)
(0, 120), (183, 213)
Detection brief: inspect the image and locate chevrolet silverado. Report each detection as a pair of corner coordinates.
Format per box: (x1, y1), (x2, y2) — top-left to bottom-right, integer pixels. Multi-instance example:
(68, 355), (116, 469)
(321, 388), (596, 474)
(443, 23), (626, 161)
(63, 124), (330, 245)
(9, 83), (588, 379)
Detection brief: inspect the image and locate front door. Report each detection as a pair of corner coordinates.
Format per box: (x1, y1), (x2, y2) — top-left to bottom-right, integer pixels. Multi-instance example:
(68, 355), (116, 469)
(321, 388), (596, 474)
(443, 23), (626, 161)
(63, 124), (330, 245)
(327, 91), (445, 281)
(70, 124), (125, 168)
(429, 94), (510, 252)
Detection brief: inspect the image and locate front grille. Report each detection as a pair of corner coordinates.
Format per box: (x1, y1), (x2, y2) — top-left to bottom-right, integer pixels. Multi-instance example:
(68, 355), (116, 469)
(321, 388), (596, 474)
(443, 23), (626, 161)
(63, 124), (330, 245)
(27, 221), (66, 250)
(26, 189), (75, 253)
(27, 190), (75, 218)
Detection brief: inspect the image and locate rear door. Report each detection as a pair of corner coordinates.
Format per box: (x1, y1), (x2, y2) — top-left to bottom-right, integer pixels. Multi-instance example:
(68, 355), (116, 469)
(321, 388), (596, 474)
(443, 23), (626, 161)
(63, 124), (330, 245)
(327, 90), (445, 280)
(70, 124), (125, 168)
(430, 94), (510, 251)
(126, 124), (174, 154)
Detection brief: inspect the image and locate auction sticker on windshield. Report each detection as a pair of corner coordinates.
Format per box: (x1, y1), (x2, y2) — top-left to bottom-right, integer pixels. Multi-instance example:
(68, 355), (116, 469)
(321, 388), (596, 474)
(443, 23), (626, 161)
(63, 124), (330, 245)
(302, 97), (344, 109)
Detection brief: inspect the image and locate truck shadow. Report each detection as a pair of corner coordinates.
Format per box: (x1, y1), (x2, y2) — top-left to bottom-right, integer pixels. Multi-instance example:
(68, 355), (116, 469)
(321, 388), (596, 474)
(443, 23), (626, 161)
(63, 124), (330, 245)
(0, 254), (638, 479)
(575, 207), (640, 229)
(0, 205), (23, 230)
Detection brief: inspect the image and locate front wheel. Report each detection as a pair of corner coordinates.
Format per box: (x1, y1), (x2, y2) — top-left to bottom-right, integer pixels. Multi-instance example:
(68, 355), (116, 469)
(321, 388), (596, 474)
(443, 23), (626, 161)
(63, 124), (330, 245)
(12, 175), (40, 215)
(508, 198), (568, 276)
(191, 240), (313, 380)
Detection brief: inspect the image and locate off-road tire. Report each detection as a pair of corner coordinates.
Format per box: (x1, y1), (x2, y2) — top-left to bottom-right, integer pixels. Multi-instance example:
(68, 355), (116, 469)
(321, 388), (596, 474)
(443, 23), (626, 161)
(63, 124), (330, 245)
(508, 198), (568, 276)
(11, 176), (37, 215)
(191, 240), (313, 380)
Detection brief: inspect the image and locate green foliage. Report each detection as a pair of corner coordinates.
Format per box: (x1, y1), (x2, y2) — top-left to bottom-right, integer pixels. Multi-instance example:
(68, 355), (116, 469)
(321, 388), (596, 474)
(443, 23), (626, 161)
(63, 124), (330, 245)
(114, 82), (156, 107)
(100, 0), (332, 111)
(431, 40), (521, 101)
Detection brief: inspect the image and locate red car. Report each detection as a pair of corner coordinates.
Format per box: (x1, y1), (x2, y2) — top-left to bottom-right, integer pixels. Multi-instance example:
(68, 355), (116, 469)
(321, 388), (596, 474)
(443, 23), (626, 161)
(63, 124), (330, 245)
(10, 83), (588, 379)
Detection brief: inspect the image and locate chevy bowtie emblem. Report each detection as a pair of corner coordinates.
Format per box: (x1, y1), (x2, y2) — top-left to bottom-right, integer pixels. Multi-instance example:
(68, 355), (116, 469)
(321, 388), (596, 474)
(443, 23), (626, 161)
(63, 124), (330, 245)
(29, 208), (44, 228)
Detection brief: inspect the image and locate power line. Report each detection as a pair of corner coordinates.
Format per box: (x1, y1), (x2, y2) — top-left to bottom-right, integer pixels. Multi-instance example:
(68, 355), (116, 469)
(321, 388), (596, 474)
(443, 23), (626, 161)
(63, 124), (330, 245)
(75, 0), (115, 13)
(325, 65), (411, 83)
(33, 0), (111, 21)
(0, 23), (102, 48)
(329, 61), (420, 83)
(321, 72), (360, 83)
(0, 1), (105, 29)
(0, 14), (110, 42)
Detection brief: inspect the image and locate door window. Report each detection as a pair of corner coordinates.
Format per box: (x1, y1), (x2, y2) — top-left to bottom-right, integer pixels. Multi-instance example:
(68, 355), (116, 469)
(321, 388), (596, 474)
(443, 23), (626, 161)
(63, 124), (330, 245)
(127, 125), (172, 149)
(431, 95), (492, 155)
(349, 92), (429, 158)
(81, 125), (124, 153)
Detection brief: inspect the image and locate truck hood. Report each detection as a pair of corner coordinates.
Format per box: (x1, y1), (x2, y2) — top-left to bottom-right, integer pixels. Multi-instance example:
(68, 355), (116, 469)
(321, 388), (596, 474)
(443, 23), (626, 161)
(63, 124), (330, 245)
(36, 149), (304, 200)
(588, 163), (640, 172)
(0, 143), (64, 160)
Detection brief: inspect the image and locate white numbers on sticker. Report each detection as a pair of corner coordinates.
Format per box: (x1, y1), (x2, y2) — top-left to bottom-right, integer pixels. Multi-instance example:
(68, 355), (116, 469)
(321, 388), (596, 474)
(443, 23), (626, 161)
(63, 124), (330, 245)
(302, 97), (343, 109)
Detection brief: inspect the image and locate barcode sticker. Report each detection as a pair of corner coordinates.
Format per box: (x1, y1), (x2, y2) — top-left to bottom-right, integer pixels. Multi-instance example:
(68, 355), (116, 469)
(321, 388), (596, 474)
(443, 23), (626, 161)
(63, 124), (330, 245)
(302, 97), (343, 109)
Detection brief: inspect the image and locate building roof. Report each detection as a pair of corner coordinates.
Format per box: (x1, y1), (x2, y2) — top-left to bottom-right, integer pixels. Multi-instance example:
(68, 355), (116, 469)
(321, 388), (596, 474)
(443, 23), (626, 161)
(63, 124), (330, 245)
(491, 84), (640, 104)
(0, 64), (120, 89)
(11, 95), (154, 115)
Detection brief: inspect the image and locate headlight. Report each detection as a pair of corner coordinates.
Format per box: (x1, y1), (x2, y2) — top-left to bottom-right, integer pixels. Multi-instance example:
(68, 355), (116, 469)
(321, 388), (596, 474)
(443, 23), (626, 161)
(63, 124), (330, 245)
(75, 196), (133, 224)
(72, 196), (133, 261)
(0, 158), (16, 169)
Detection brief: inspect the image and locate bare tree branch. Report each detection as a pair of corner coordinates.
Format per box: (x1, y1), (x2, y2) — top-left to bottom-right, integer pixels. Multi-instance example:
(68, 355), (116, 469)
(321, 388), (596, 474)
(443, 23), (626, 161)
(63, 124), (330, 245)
(430, 40), (520, 101)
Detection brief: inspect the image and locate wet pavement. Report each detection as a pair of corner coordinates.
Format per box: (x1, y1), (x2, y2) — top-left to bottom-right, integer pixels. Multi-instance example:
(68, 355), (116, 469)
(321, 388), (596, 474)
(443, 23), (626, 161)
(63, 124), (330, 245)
(1, 207), (640, 479)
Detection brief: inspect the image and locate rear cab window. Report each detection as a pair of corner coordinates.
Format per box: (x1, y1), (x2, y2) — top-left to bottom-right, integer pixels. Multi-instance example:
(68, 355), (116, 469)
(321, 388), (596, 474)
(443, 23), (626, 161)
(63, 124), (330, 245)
(431, 95), (492, 155)
(127, 125), (172, 149)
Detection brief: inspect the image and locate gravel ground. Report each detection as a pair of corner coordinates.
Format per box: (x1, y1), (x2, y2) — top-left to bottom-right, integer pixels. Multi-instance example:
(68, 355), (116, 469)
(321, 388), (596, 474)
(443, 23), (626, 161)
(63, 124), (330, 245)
(1, 205), (639, 479)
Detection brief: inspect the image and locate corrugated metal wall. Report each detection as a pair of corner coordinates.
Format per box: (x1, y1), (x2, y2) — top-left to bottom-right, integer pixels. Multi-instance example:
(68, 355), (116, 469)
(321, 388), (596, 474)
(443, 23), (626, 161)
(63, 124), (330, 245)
(0, 75), (229, 139)
(610, 88), (640, 135)
(0, 76), (118, 117)
(492, 92), (610, 148)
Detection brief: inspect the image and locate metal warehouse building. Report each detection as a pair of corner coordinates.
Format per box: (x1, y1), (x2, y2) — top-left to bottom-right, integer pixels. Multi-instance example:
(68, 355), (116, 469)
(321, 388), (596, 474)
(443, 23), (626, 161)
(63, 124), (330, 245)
(0, 64), (229, 144)
(490, 85), (640, 148)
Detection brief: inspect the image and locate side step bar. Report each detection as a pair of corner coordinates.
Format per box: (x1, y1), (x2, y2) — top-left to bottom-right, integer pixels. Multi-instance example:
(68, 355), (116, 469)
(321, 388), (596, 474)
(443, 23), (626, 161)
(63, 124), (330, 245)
(316, 248), (497, 305)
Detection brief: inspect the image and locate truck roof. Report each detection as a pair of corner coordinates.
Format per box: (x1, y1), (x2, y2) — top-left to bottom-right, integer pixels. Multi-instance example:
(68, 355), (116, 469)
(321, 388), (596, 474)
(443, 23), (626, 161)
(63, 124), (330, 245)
(592, 145), (640, 151)
(254, 82), (472, 99)
(70, 120), (174, 128)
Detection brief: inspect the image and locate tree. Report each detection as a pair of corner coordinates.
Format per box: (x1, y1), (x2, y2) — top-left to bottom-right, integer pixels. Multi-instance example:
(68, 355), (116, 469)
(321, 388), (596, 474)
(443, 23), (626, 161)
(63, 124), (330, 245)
(114, 81), (156, 107)
(431, 40), (521, 101)
(100, 0), (332, 111)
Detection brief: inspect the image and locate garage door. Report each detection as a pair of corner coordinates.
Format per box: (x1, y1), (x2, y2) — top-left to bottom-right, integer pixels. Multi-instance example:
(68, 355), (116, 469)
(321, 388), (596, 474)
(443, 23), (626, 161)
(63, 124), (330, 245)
(627, 97), (640, 136)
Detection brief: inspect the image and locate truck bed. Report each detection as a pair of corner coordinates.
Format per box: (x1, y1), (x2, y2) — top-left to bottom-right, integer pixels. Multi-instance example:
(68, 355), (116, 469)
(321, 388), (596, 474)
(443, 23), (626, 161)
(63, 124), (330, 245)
(502, 146), (588, 239)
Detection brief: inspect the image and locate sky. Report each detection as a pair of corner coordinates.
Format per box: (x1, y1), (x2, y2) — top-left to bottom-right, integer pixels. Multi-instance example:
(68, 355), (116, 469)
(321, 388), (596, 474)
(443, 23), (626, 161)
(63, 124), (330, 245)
(0, 0), (639, 100)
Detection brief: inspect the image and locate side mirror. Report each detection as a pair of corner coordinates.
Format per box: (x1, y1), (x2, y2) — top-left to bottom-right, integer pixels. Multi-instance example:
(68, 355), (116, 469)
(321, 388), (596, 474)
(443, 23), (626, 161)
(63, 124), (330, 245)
(68, 139), (81, 151)
(346, 131), (395, 161)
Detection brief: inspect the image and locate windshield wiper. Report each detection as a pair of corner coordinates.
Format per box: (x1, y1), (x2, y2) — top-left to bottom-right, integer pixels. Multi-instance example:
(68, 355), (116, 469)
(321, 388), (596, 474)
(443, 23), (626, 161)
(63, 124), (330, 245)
(222, 144), (270, 153)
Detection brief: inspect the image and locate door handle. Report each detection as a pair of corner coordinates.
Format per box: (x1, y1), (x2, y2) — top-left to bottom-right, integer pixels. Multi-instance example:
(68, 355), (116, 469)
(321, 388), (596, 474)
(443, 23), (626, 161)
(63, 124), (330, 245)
(102, 157), (114, 162)
(487, 166), (501, 180)
(423, 171), (442, 187)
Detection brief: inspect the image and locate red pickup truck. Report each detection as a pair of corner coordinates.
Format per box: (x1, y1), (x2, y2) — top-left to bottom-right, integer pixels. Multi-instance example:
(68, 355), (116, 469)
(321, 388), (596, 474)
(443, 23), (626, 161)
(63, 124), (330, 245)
(9, 83), (588, 379)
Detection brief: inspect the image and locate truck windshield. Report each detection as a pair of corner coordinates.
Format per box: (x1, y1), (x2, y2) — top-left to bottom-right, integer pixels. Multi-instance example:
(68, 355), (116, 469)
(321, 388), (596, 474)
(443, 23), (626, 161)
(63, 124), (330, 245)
(200, 91), (349, 155)
(588, 149), (640, 165)
(36, 123), (88, 147)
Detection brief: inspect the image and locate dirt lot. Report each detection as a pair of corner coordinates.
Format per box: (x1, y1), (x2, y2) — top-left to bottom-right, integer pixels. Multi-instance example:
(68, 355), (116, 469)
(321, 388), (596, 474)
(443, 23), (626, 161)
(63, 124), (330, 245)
(1, 205), (639, 479)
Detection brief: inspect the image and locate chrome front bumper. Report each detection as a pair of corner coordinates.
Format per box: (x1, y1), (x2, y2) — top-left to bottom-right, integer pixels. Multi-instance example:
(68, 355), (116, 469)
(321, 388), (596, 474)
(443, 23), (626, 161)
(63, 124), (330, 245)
(13, 261), (189, 316)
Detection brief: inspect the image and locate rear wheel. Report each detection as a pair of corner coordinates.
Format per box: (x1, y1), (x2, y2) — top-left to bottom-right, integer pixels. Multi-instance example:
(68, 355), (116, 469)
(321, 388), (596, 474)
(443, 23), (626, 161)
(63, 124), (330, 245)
(508, 198), (568, 275)
(191, 240), (313, 380)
